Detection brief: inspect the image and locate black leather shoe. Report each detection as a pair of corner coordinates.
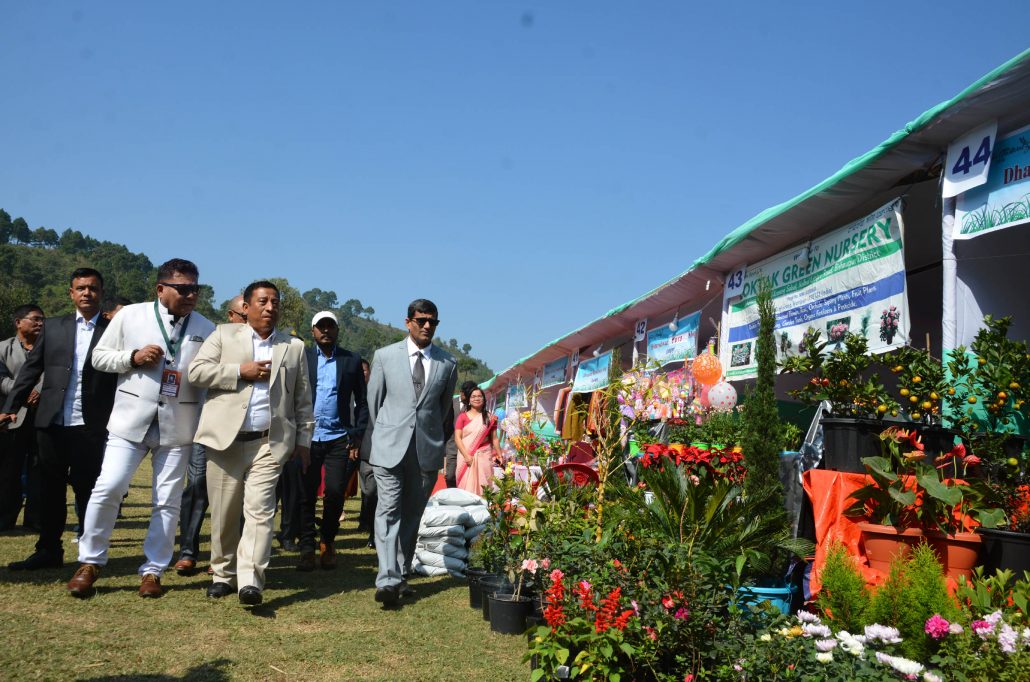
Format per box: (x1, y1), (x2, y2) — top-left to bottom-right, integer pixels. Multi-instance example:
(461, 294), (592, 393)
(399, 581), (416, 598)
(365, 539), (374, 549)
(9, 551), (63, 571)
(206, 582), (234, 598)
(280, 539), (300, 552)
(239, 585), (263, 605)
(374, 585), (399, 607)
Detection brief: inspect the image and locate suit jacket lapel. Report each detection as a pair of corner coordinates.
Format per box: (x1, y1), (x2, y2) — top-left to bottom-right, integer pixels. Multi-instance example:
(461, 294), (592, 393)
(269, 330), (288, 388)
(416, 345), (443, 408)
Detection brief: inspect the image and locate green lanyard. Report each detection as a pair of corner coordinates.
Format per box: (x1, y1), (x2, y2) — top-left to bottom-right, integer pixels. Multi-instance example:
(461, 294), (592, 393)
(153, 300), (190, 360)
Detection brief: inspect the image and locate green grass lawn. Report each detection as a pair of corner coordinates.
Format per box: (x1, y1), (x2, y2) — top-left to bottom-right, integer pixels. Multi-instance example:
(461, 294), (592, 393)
(0, 459), (526, 681)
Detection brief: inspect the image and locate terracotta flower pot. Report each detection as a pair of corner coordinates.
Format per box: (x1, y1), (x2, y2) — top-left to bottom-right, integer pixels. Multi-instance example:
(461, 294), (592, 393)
(857, 522), (925, 573)
(925, 530), (982, 582)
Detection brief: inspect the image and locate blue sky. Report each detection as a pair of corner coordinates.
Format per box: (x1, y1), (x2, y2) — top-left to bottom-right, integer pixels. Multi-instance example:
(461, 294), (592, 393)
(1, 2), (1027, 371)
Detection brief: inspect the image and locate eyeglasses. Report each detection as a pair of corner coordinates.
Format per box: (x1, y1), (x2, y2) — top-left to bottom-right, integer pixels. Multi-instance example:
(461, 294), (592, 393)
(409, 317), (440, 328)
(20, 316), (44, 323)
(159, 282), (201, 296)
(229, 310), (246, 319)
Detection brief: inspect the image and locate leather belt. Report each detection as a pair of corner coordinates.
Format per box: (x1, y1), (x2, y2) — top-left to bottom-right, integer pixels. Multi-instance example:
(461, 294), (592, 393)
(235, 429), (269, 442)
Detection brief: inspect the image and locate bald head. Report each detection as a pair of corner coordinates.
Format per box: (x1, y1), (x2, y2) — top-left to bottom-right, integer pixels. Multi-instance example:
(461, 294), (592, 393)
(227, 295), (246, 323)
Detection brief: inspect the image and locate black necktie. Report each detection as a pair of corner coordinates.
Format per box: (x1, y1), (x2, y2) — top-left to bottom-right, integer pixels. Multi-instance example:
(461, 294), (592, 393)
(412, 352), (425, 399)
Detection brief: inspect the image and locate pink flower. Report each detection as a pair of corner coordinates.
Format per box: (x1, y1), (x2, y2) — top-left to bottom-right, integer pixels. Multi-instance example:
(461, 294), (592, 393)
(924, 614), (950, 640)
(971, 620), (994, 638)
(644, 625), (658, 641)
(549, 568), (564, 583)
(684, 675), (695, 682)
(963, 454), (982, 466)
(521, 558), (539, 574)
(673, 607), (690, 620)
(631, 599), (639, 615)
(540, 558), (550, 569)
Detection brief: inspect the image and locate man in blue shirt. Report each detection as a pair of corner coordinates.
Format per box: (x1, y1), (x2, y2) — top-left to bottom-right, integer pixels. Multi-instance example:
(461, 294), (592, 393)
(297, 311), (369, 571)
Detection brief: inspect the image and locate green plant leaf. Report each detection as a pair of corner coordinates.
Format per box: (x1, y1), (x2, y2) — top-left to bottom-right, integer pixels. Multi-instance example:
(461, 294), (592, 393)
(556, 648), (569, 665)
(530, 669), (545, 682)
(887, 487), (917, 506)
(863, 457), (898, 480)
(917, 472), (963, 506)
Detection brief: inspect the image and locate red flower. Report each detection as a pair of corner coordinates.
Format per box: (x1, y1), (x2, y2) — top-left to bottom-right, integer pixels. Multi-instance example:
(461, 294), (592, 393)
(543, 569), (567, 631)
(594, 586), (623, 633)
(613, 608), (635, 631)
(574, 580), (597, 612)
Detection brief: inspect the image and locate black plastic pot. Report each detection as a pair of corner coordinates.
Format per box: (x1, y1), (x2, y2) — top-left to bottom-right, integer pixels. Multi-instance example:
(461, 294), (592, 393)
(918, 425), (957, 458)
(488, 593), (532, 635)
(480, 576), (512, 621)
(466, 567), (492, 609)
(978, 528), (1030, 575)
(820, 417), (883, 473)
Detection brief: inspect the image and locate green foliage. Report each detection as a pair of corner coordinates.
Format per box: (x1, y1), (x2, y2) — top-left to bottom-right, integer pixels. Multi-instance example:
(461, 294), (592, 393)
(781, 422), (803, 451)
(741, 279), (786, 518)
(956, 567), (1030, 616)
(817, 541), (870, 633)
(868, 544), (959, 661)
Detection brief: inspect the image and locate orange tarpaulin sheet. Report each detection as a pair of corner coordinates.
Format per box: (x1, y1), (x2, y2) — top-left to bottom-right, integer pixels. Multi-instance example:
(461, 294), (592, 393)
(802, 469), (871, 595)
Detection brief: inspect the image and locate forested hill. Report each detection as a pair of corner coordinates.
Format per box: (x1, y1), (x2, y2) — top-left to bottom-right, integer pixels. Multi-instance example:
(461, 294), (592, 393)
(0, 209), (493, 384)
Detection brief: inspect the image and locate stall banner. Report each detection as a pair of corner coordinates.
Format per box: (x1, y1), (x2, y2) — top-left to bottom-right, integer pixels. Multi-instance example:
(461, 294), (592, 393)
(506, 383), (528, 410)
(646, 312), (701, 366)
(722, 198), (909, 380)
(572, 351), (612, 393)
(541, 356), (569, 388)
(955, 125), (1030, 240)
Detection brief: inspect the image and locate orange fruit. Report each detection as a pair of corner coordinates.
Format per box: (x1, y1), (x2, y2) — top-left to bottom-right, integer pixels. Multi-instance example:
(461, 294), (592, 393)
(912, 376), (922, 384)
(968, 396), (978, 404)
(900, 388), (910, 397)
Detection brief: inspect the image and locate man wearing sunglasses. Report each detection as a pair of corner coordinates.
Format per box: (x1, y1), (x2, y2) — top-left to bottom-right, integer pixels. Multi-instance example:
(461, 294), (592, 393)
(366, 299), (458, 608)
(65, 258), (216, 599)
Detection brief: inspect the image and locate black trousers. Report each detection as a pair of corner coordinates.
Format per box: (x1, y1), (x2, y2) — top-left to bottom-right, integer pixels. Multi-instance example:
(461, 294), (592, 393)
(0, 425), (39, 529)
(277, 456), (304, 545)
(358, 459), (377, 537)
(298, 436), (359, 551)
(35, 425), (106, 556)
(177, 443), (208, 560)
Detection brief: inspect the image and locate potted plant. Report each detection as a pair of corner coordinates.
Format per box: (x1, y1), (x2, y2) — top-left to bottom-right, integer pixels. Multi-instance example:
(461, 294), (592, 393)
(487, 490), (544, 635)
(883, 346), (957, 459)
(845, 427), (1004, 580)
(781, 422), (803, 456)
(976, 475), (1030, 575)
(781, 329), (900, 472)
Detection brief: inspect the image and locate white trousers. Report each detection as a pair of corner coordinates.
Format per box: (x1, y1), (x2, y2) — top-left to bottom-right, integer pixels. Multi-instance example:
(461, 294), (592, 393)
(77, 424), (190, 576)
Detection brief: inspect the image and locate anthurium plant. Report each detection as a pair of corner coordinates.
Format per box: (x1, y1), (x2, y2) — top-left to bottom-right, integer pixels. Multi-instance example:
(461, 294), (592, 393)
(844, 427), (1005, 534)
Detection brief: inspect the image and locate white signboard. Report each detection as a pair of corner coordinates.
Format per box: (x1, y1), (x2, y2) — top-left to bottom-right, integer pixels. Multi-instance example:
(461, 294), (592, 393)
(943, 120), (997, 199)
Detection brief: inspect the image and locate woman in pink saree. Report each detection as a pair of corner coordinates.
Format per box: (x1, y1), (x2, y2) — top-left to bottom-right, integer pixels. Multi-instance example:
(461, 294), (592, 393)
(454, 388), (500, 497)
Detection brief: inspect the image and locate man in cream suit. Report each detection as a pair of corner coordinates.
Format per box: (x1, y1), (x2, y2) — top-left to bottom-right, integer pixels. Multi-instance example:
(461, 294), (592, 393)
(367, 299), (457, 607)
(67, 259), (215, 599)
(188, 280), (312, 606)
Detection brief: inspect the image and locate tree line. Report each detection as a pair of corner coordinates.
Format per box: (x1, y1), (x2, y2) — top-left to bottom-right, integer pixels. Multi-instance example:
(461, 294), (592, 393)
(0, 209), (493, 385)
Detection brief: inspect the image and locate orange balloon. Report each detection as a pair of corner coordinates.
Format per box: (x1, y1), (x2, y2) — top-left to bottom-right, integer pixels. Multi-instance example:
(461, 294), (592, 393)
(691, 350), (723, 386)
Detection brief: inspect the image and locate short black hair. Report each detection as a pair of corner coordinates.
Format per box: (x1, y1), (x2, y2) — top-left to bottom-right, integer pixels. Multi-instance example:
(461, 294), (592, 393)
(361, 358), (370, 369)
(460, 380), (479, 407)
(70, 267), (104, 288)
(407, 298), (438, 319)
(244, 280), (280, 303)
(102, 296), (132, 313)
(157, 258), (199, 282)
(13, 304), (43, 321)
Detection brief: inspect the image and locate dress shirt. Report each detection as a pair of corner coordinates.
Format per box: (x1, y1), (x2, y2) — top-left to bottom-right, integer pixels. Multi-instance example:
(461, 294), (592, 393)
(313, 346), (346, 442)
(406, 336), (433, 380)
(155, 300), (190, 368)
(62, 311), (100, 426)
(241, 328), (274, 432)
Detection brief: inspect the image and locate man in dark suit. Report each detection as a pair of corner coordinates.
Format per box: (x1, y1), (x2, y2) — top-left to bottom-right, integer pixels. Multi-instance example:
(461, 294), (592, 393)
(296, 311), (369, 571)
(0, 268), (117, 570)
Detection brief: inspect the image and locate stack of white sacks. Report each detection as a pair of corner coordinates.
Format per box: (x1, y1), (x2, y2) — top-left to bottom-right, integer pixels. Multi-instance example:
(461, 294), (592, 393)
(412, 487), (491, 578)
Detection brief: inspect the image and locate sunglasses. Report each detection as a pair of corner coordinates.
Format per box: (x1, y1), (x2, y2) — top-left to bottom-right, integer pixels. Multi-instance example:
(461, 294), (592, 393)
(409, 317), (440, 328)
(159, 282), (201, 296)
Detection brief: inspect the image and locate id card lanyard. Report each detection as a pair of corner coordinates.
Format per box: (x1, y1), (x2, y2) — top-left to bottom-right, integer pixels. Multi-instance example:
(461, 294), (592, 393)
(154, 301), (190, 398)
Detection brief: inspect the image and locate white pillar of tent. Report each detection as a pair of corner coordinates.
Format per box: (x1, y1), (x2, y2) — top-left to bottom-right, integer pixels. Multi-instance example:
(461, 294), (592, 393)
(941, 195), (957, 352)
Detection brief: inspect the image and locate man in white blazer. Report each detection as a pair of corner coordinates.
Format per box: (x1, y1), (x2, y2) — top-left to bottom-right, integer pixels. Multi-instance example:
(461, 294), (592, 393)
(67, 258), (215, 599)
(188, 280), (313, 606)
(367, 299), (457, 607)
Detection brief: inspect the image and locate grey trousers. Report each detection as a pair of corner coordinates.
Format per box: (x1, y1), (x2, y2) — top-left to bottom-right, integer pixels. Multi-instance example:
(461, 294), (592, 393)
(371, 437), (436, 589)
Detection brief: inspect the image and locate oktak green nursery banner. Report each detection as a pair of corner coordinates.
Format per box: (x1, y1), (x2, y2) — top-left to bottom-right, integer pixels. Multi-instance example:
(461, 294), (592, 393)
(721, 198), (909, 380)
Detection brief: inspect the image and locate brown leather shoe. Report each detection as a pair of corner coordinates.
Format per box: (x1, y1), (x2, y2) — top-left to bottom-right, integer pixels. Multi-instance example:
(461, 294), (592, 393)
(296, 549), (316, 572)
(319, 542), (336, 570)
(139, 573), (163, 598)
(67, 564), (100, 598)
(174, 557), (197, 576)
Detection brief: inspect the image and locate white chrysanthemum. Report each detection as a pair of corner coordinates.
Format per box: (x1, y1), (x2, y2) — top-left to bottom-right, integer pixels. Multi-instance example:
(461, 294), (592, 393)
(865, 624), (902, 644)
(875, 653), (923, 677)
(949, 622), (964, 635)
(815, 652), (833, 663)
(815, 639), (837, 652)
(759, 633), (772, 642)
(1022, 627), (1030, 644)
(924, 672), (943, 682)
(802, 623), (832, 639)
(985, 610), (1004, 626)
(796, 611), (821, 624)
(998, 623), (1018, 654)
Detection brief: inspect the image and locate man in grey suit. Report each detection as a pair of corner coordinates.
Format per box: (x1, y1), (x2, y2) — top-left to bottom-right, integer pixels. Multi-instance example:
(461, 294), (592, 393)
(367, 299), (457, 607)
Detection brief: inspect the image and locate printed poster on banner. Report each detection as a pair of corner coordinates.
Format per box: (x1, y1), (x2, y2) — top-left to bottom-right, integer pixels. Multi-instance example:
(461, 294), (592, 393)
(955, 124), (1030, 239)
(506, 383), (528, 410)
(646, 312), (701, 366)
(721, 198), (909, 380)
(572, 351), (612, 393)
(541, 356), (569, 388)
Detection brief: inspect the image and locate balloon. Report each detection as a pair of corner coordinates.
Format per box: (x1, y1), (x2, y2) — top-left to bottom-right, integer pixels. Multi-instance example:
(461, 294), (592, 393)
(707, 381), (738, 412)
(698, 384), (711, 409)
(494, 408), (506, 420)
(691, 350), (723, 386)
